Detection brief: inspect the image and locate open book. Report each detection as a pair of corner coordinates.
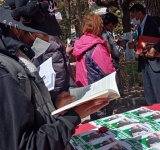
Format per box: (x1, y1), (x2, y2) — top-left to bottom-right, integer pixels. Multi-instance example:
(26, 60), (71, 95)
(51, 71), (120, 115)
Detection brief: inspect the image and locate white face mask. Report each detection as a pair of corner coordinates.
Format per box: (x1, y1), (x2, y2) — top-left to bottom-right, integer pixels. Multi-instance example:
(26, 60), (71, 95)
(55, 12), (62, 23)
(131, 18), (140, 25)
(31, 38), (50, 58)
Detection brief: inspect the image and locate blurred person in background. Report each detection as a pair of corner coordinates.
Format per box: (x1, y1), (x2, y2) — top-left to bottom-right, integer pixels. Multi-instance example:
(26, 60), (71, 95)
(102, 13), (127, 111)
(33, 1), (75, 103)
(128, 3), (160, 106)
(73, 14), (115, 120)
(102, 13), (126, 70)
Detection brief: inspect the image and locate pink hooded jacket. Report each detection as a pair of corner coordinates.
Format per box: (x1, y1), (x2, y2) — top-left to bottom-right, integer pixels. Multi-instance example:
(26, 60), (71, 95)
(73, 33), (115, 87)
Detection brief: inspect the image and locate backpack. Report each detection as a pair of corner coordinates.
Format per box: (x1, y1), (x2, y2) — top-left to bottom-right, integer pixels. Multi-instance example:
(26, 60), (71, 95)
(0, 53), (57, 124)
(0, 53), (31, 100)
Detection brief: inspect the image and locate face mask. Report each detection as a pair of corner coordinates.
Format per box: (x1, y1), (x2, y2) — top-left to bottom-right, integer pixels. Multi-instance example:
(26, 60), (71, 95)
(55, 12), (62, 23)
(131, 18), (140, 25)
(31, 38), (50, 58)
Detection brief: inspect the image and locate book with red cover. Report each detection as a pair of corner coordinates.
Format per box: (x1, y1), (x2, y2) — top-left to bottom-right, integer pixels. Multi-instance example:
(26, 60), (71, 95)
(136, 36), (160, 57)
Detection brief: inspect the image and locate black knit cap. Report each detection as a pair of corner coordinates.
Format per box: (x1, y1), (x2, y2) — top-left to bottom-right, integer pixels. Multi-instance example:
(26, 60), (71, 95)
(0, 0), (62, 36)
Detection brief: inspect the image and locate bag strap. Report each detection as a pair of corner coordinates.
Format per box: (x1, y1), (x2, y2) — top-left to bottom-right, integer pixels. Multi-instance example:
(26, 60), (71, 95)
(84, 43), (100, 57)
(0, 52), (57, 123)
(0, 53), (31, 100)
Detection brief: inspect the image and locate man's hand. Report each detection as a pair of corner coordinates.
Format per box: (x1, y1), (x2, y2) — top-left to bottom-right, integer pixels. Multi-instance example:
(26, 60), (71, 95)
(74, 99), (109, 119)
(55, 92), (75, 109)
(116, 40), (122, 45)
(66, 44), (73, 54)
(145, 47), (157, 58)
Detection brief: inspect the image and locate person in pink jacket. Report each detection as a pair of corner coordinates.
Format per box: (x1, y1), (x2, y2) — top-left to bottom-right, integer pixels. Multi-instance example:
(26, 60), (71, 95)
(73, 14), (115, 120)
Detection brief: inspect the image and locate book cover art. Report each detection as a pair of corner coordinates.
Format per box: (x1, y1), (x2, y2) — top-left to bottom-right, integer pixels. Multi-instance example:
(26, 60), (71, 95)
(71, 108), (160, 150)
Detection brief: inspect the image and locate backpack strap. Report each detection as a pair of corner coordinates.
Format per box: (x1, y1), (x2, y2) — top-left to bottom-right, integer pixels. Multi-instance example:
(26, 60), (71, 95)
(0, 52), (57, 123)
(0, 53), (31, 100)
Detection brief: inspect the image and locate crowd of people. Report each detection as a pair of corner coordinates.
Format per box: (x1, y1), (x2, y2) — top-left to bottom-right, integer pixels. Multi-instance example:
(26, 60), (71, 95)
(0, 0), (160, 149)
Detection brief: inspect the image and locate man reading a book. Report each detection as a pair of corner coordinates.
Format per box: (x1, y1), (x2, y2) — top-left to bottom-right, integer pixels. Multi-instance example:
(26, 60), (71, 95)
(0, 1), (110, 149)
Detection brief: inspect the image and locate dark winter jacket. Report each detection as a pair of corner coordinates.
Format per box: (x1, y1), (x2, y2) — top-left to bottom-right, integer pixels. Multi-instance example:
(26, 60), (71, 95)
(0, 35), (81, 150)
(33, 36), (76, 101)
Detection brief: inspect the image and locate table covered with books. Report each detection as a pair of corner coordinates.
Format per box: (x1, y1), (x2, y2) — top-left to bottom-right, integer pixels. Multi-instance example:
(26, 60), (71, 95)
(70, 104), (160, 150)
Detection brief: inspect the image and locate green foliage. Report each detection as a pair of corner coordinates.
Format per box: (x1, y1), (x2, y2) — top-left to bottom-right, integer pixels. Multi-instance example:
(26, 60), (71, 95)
(58, 0), (93, 41)
(114, 24), (123, 35)
(0, 0), (5, 6)
(120, 61), (141, 86)
(81, 0), (91, 16)
(58, 4), (70, 42)
(114, 11), (121, 18)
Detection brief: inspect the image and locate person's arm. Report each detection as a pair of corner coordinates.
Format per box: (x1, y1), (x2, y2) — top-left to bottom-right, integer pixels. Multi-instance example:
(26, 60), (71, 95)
(154, 41), (160, 53)
(0, 67), (109, 150)
(102, 31), (124, 57)
(0, 67), (81, 150)
(66, 44), (73, 54)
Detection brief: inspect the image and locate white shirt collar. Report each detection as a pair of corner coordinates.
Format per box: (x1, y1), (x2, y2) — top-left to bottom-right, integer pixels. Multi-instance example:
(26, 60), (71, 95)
(140, 15), (147, 29)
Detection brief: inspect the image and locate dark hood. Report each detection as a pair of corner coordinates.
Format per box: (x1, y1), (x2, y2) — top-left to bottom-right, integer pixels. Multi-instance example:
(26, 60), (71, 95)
(0, 35), (35, 60)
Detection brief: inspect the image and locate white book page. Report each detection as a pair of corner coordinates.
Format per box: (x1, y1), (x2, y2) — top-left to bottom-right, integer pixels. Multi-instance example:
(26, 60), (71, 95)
(51, 72), (120, 115)
(70, 71), (119, 101)
(38, 57), (56, 91)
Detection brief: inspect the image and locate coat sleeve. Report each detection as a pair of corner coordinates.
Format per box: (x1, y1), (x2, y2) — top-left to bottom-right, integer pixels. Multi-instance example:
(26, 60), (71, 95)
(0, 67), (81, 150)
(91, 44), (115, 75)
(154, 41), (160, 53)
(102, 30), (124, 57)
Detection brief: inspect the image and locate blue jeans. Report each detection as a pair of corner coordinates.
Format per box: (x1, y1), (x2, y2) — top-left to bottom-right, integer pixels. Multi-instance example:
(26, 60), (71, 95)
(142, 61), (160, 105)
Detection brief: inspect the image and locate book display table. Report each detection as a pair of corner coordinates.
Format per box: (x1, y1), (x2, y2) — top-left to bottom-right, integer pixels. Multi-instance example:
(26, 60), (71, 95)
(71, 104), (160, 150)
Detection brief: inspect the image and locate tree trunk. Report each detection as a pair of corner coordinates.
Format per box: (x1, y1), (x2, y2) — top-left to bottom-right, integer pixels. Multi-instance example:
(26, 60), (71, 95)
(120, 1), (135, 61)
(75, 0), (83, 37)
(121, 3), (131, 33)
(145, 0), (160, 16)
(68, 0), (71, 38)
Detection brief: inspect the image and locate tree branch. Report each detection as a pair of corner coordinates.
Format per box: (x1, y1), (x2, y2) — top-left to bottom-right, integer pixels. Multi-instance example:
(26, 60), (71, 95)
(95, 0), (119, 8)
